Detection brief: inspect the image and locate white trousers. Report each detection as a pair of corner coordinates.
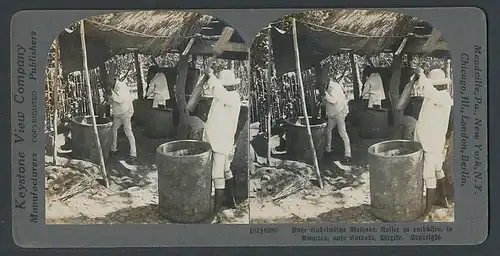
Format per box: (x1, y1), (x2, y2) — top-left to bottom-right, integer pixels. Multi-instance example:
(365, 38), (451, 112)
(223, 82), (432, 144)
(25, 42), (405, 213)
(111, 109), (137, 157)
(423, 151), (446, 189)
(326, 109), (351, 157)
(212, 152), (233, 189)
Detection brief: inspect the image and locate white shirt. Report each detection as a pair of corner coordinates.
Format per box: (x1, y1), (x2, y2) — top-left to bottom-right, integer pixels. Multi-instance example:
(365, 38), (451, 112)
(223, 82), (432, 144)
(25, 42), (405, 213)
(323, 81), (348, 117)
(146, 72), (170, 100)
(111, 80), (134, 117)
(362, 73), (386, 106)
(203, 74), (241, 156)
(414, 74), (453, 153)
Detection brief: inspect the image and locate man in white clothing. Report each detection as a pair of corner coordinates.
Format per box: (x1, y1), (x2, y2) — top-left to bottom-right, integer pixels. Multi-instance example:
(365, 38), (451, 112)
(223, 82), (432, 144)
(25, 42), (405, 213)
(202, 68), (242, 214)
(146, 66), (171, 108)
(398, 68), (453, 216)
(321, 78), (352, 166)
(107, 63), (138, 165)
(361, 66), (386, 108)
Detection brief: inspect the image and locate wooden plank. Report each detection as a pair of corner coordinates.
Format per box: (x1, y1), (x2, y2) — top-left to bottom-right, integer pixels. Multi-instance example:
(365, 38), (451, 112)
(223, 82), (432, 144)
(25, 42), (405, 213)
(395, 37), (409, 56)
(292, 18), (323, 189)
(182, 38), (196, 56)
(189, 39), (249, 54)
(80, 20), (109, 188)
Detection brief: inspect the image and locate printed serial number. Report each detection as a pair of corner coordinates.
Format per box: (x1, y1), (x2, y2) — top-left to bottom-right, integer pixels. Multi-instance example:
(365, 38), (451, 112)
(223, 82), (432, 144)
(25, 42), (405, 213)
(249, 227), (279, 235)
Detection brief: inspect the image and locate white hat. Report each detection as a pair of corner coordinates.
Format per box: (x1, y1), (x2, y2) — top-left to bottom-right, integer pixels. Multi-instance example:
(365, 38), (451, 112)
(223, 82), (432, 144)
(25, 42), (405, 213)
(428, 69), (450, 86)
(217, 69), (241, 86)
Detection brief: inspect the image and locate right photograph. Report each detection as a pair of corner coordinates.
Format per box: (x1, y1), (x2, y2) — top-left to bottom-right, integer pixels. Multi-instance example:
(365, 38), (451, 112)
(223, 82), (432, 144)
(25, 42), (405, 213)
(248, 9), (454, 224)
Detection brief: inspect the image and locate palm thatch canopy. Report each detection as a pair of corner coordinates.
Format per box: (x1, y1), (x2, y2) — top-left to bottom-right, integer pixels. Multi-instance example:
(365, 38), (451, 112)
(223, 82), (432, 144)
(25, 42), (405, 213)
(271, 9), (449, 75)
(59, 11), (247, 75)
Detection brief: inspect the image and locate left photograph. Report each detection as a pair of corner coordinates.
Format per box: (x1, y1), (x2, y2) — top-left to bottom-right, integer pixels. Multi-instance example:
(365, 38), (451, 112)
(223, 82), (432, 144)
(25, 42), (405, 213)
(44, 11), (251, 224)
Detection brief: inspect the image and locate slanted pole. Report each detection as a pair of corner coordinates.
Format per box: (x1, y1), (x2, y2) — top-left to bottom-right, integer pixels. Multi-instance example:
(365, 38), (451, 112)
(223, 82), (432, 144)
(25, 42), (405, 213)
(292, 18), (323, 189)
(80, 20), (109, 188)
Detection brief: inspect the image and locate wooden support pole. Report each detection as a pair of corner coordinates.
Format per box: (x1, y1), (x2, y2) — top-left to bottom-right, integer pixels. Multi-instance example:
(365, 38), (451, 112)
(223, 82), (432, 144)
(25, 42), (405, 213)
(176, 55), (190, 127)
(313, 62), (328, 120)
(98, 62), (111, 116)
(52, 38), (60, 165)
(388, 53), (404, 139)
(80, 21), (109, 188)
(292, 18), (323, 189)
(266, 27), (273, 165)
(133, 51), (144, 99)
(139, 60), (147, 98)
(349, 52), (361, 100)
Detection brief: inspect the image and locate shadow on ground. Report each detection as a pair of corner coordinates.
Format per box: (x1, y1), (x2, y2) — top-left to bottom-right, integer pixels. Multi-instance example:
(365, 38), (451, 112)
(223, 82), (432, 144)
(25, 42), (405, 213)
(105, 124), (173, 190)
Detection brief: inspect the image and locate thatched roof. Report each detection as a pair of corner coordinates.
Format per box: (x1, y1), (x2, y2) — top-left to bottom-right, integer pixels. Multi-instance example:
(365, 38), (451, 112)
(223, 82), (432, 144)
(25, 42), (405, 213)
(270, 9), (449, 75)
(85, 11), (213, 56)
(59, 11), (247, 75)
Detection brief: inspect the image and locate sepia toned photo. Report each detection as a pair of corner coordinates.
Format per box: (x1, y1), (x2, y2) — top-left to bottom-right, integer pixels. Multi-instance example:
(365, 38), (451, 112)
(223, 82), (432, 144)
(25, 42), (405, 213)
(248, 9), (455, 224)
(44, 11), (251, 224)
(11, 6), (488, 247)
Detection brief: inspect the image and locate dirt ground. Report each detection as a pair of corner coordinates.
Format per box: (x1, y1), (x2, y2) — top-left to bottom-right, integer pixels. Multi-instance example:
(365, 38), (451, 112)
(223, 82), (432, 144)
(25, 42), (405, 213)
(249, 124), (455, 224)
(45, 124), (249, 225)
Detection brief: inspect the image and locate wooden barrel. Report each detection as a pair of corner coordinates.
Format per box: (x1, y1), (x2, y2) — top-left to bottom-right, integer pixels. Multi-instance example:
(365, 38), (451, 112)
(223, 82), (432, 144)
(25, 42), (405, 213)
(142, 108), (175, 138)
(132, 99), (153, 125)
(368, 140), (425, 222)
(70, 116), (113, 165)
(156, 140), (213, 223)
(360, 107), (390, 139)
(284, 117), (327, 165)
(347, 99), (368, 126)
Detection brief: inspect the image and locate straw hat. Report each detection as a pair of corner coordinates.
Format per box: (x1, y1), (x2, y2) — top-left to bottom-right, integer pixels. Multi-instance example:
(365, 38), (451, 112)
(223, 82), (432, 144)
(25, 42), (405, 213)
(217, 69), (241, 86)
(428, 69), (450, 86)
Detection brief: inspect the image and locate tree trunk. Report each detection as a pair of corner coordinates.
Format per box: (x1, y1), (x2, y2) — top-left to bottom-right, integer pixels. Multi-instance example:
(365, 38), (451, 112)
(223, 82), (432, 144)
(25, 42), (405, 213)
(98, 62), (110, 117)
(313, 62), (328, 120)
(176, 55), (190, 127)
(134, 52), (144, 99)
(389, 54), (404, 139)
(349, 52), (360, 100)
